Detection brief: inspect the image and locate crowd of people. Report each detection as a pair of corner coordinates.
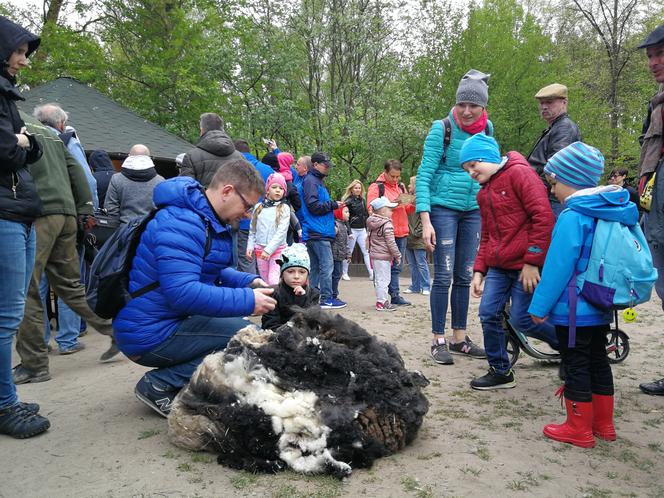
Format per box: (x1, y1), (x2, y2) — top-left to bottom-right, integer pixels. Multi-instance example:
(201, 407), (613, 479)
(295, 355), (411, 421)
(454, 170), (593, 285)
(1, 14), (663, 457)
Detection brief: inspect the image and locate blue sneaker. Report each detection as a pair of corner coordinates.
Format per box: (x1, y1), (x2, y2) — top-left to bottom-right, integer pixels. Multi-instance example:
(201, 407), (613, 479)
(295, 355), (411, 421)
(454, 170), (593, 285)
(320, 299), (347, 309)
(134, 376), (178, 418)
(390, 295), (411, 306)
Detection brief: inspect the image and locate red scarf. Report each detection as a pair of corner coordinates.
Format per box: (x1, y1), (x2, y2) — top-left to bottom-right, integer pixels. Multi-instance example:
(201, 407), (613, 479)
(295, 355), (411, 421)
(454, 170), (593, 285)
(452, 108), (488, 135)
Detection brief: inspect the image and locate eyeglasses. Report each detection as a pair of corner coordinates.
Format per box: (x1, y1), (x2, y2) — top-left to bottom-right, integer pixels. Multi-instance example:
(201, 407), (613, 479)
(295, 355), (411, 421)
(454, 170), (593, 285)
(609, 173), (624, 179)
(235, 188), (254, 213)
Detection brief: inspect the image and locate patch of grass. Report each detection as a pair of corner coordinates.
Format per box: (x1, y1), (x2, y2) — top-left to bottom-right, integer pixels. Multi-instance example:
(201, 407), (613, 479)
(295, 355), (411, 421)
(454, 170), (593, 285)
(400, 476), (433, 498)
(273, 484), (298, 498)
(648, 442), (662, 453)
(416, 451), (442, 460)
(643, 415), (664, 428)
(161, 450), (177, 459)
(176, 462), (193, 472)
(433, 406), (469, 419)
(460, 466), (481, 477)
(577, 485), (612, 497)
(229, 472), (258, 490)
(473, 444), (490, 461)
(191, 453), (213, 464)
(454, 430), (479, 441)
(506, 472), (540, 492)
(137, 429), (160, 440)
(607, 471), (619, 479)
(502, 420), (523, 429)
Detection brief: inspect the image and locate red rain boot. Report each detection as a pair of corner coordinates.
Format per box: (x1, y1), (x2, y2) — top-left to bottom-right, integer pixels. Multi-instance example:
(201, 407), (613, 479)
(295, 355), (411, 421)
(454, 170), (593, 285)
(543, 397), (595, 448)
(592, 394), (616, 441)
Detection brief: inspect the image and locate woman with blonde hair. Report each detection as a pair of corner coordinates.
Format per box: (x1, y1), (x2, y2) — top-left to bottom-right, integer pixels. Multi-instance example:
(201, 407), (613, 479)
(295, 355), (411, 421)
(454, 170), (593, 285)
(341, 179), (372, 280)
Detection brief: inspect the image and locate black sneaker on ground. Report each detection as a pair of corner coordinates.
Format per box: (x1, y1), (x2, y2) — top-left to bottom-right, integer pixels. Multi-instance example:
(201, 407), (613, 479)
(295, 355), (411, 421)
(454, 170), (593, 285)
(134, 376), (178, 418)
(449, 336), (486, 359)
(390, 295), (412, 306)
(12, 365), (51, 385)
(639, 378), (664, 396)
(0, 403), (50, 438)
(470, 367), (516, 390)
(430, 342), (454, 365)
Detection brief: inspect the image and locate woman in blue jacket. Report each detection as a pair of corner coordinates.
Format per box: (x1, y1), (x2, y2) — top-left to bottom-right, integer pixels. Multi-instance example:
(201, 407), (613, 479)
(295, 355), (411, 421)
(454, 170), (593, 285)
(416, 70), (493, 366)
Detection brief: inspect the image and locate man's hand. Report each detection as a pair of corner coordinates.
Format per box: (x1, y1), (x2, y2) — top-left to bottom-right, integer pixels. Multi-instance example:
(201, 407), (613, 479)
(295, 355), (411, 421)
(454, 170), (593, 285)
(15, 133), (29, 148)
(245, 248), (253, 261)
(531, 314), (547, 325)
(471, 272), (484, 298)
(77, 214), (97, 232)
(253, 287), (276, 315)
(250, 278), (270, 288)
(519, 264), (541, 294)
(293, 285), (306, 296)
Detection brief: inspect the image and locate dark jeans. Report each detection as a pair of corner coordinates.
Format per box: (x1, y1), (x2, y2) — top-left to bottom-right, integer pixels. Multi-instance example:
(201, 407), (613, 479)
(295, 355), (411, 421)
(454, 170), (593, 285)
(236, 228), (257, 274)
(479, 268), (558, 374)
(429, 206), (480, 334)
(556, 324), (613, 402)
(306, 239), (333, 302)
(136, 315), (250, 391)
(332, 260), (343, 299)
(388, 236), (407, 298)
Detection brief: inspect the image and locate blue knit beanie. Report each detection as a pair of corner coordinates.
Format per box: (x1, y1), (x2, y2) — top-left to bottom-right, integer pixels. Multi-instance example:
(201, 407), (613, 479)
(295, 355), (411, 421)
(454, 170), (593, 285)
(543, 142), (604, 189)
(458, 133), (502, 166)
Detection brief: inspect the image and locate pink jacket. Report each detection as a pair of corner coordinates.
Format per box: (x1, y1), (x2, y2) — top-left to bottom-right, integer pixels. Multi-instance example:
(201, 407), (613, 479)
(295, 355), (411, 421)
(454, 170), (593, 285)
(367, 214), (400, 261)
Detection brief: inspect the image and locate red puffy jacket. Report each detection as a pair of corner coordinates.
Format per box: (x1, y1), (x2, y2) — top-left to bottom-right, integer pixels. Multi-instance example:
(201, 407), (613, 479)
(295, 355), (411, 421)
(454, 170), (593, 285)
(473, 152), (554, 275)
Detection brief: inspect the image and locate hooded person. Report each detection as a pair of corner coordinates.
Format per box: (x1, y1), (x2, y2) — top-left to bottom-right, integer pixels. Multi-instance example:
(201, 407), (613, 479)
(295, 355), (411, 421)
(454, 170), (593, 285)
(89, 149), (115, 209)
(0, 15), (50, 439)
(104, 144), (165, 225)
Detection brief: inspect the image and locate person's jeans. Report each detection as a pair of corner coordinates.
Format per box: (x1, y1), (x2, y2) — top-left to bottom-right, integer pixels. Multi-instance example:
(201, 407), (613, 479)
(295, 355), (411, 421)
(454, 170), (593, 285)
(332, 260), (343, 299)
(40, 275), (81, 351)
(406, 247), (430, 293)
(306, 239), (333, 302)
(429, 206), (480, 334)
(0, 220), (35, 409)
(556, 324), (613, 402)
(136, 315), (250, 391)
(388, 236), (407, 298)
(650, 242), (664, 312)
(342, 228), (372, 276)
(236, 228), (257, 274)
(478, 268), (558, 374)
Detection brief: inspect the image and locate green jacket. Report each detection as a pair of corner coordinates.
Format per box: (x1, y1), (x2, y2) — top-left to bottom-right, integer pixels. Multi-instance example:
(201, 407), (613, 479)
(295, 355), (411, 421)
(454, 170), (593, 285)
(407, 212), (425, 250)
(22, 114), (93, 217)
(416, 109), (493, 213)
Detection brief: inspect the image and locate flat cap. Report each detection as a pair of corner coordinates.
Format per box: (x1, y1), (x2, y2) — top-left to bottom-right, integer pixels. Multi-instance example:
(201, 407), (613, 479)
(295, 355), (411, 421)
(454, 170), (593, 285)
(535, 83), (568, 99)
(638, 24), (664, 49)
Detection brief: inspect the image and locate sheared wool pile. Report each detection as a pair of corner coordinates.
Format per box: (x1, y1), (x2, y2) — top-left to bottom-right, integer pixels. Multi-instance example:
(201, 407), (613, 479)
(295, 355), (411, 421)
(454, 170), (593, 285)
(168, 307), (429, 478)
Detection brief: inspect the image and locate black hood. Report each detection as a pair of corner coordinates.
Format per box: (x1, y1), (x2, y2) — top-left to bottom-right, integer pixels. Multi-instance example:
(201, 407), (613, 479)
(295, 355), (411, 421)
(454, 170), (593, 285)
(0, 16), (40, 63)
(89, 149), (115, 172)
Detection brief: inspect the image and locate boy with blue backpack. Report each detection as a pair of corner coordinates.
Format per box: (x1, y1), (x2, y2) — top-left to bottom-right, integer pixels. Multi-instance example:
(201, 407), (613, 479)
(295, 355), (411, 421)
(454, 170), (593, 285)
(529, 142), (657, 448)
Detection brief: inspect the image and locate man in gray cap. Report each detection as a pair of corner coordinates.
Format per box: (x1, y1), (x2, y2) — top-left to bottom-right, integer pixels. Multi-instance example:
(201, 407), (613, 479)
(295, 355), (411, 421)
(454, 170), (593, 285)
(636, 24), (664, 396)
(527, 83), (581, 218)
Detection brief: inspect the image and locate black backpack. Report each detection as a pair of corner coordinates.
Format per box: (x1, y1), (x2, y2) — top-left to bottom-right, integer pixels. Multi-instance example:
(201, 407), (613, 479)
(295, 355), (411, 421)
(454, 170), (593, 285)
(86, 209), (211, 319)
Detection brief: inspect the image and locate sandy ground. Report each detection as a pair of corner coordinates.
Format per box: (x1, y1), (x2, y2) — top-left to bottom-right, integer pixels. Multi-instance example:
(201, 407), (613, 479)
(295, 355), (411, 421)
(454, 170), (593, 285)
(3, 275), (664, 498)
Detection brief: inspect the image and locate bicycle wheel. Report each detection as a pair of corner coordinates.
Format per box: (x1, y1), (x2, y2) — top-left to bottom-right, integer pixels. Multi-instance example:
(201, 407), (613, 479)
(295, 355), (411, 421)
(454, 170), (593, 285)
(606, 329), (629, 364)
(507, 332), (520, 367)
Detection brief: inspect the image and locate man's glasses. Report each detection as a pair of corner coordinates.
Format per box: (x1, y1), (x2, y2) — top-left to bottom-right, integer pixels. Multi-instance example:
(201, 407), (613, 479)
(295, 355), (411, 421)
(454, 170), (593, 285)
(235, 188), (254, 213)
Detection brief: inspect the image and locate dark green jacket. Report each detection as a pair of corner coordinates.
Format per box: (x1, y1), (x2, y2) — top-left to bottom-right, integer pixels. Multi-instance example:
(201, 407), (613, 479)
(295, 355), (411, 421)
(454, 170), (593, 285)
(22, 113), (93, 217)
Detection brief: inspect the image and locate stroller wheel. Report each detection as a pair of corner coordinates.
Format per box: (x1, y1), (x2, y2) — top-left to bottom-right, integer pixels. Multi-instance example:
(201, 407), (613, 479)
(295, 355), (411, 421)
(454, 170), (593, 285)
(606, 329), (629, 364)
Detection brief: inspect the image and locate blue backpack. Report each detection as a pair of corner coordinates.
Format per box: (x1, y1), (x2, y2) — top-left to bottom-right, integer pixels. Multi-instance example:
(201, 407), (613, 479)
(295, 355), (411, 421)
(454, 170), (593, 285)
(567, 218), (658, 345)
(86, 209), (211, 319)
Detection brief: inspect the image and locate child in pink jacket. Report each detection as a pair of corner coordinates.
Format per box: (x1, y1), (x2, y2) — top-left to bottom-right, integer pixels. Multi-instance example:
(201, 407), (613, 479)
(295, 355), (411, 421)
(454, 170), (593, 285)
(367, 196), (401, 311)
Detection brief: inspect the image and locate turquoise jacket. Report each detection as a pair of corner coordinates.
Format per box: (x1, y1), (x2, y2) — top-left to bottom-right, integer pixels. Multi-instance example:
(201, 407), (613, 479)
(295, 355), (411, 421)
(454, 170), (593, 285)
(416, 110), (493, 213)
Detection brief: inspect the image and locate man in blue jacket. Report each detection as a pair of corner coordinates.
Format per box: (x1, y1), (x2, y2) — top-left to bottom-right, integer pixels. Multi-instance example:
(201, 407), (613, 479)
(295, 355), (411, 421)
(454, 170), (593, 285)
(113, 159), (276, 417)
(297, 152), (345, 309)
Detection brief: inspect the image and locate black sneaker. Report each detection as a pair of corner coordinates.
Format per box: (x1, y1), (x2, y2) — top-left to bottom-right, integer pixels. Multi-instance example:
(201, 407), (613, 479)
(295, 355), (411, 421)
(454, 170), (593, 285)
(640, 378), (664, 396)
(390, 295), (412, 306)
(470, 367), (516, 390)
(0, 403), (50, 438)
(449, 336), (486, 359)
(430, 341), (454, 365)
(134, 376), (177, 418)
(12, 365), (51, 385)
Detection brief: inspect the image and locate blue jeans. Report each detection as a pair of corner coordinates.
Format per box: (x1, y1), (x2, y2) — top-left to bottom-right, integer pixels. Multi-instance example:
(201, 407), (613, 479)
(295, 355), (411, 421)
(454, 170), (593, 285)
(136, 315), (250, 391)
(388, 236), (407, 298)
(479, 268), (558, 374)
(429, 206), (480, 334)
(41, 275), (81, 351)
(332, 260), (343, 299)
(306, 239), (333, 302)
(0, 220), (35, 409)
(651, 242), (664, 312)
(406, 247), (430, 293)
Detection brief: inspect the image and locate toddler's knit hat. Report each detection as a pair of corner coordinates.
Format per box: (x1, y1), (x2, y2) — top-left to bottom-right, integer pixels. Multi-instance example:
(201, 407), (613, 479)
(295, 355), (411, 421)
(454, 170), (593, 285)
(544, 142), (604, 189)
(333, 202), (346, 220)
(278, 243), (310, 274)
(456, 69), (490, 108)
(459, 134), (502, 166)
(266, 172), (287, 193)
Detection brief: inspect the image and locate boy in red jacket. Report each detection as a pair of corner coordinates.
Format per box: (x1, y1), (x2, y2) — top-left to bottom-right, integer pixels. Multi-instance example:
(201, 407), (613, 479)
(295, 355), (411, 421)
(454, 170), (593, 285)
(460, 134), (557, 390)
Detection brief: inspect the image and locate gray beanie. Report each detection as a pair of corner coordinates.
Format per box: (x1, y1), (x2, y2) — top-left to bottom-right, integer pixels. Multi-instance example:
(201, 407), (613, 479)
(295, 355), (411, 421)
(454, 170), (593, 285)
(455, 69), (490, 107)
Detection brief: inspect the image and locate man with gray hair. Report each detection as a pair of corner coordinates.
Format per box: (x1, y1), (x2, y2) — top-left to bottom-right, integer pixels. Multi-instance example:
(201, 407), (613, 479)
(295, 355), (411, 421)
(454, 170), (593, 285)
(105, 144), (164, 225)
(33, 103), (98, 209)
(179, 112), (243, 187)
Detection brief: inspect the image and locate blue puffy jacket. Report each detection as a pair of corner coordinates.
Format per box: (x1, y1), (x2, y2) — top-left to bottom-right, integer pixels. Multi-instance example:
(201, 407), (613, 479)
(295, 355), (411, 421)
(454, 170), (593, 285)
(113, 177), (258, 356)
(297, 169), (337, 241)
(416, 110), (493, 213)
(529, 187), (638, 327)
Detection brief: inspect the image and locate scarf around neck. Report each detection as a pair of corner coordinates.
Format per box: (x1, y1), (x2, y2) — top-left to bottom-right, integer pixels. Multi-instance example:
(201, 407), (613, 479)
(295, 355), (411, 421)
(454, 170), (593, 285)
(452, 108), (488, 135)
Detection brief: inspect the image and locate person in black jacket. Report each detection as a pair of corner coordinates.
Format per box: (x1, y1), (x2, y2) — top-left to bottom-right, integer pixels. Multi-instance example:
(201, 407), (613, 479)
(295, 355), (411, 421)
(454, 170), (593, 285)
(341, 180), (372, 280)
(262, 243), (320, 330)
(89, 149), (115, 209)
(527, 84), (582, 219)
(0, 15), (50, 439)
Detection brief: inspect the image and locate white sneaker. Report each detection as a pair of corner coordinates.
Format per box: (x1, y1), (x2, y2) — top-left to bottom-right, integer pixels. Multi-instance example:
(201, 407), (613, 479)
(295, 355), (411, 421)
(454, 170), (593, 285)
(368, 271), (374, 280)
(341, 274), (351, 281)
(422, 290), (431, 295)
(403, 288), (415, 294)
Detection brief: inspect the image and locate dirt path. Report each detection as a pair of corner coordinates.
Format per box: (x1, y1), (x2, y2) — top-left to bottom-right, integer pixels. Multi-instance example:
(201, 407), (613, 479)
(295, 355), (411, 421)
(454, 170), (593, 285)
(3, 276), (664, 498)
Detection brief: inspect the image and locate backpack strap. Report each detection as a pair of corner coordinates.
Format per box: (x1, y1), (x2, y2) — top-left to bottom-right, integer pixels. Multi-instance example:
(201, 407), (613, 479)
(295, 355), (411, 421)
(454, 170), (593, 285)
(441, 118), (452, 163)
(377, 181), (385, 198)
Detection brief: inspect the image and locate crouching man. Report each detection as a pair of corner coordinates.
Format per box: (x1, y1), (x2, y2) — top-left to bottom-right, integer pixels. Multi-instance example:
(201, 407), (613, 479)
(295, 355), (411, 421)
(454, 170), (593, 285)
(113, 160), (276, 417)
